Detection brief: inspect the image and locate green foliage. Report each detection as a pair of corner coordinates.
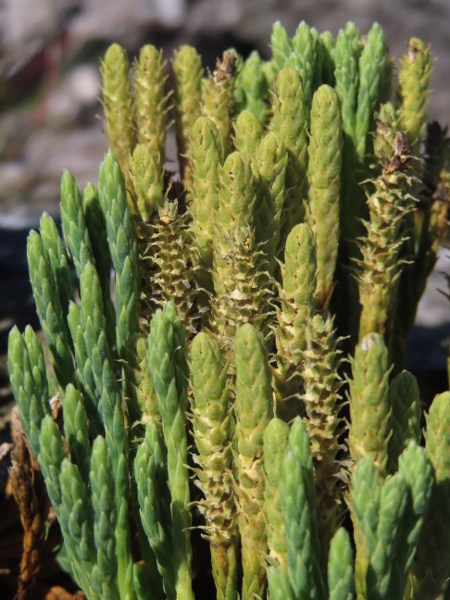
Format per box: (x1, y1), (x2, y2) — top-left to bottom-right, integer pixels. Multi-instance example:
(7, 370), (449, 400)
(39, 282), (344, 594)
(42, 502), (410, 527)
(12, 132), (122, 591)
(101, 43), (135, 175)
(147, 303), (193, 600)
(263, 418), (290, 574)
(281, 417), (326, 600)
(7, 20), (450, 600)
(134, 45), (168, 163)
(351, 443), (433, 599)
(307, 84), (342, 312)
(190, 332), (237, 599)
(348, 333), (392, 479)
(172, 45), (203, 188)
(234, 324), (273, 600)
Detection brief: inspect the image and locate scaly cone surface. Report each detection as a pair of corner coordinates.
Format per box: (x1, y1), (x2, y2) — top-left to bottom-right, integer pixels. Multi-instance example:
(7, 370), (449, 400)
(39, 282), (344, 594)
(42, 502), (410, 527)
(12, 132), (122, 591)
(190, 332), (238, 600)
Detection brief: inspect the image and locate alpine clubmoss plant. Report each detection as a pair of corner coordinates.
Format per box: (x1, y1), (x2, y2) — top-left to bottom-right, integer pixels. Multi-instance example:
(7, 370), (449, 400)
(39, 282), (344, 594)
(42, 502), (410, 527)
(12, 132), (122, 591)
(7, 18), (450, 600)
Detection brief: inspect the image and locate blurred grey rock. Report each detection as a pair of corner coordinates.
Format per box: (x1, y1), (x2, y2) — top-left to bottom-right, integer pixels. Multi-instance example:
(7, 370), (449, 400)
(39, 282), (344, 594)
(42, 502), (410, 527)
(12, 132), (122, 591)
(416, 248), (450, 330)
(69, 0), (186, 45)
(45, 64), (100, 125)
(407, 248), (450, 372)
(0, 0), (79, 76)
(0, 123), (106, 217)
(1, 1), (449, 123)
(0, 0), (187, 86)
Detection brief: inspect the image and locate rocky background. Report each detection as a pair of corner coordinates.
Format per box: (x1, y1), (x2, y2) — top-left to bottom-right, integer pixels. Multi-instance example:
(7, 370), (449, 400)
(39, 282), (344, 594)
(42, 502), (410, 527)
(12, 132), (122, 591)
(0, 0), (449, 426)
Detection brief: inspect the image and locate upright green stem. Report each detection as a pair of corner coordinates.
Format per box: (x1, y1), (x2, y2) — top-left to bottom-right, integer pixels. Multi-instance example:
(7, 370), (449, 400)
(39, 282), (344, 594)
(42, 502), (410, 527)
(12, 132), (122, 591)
(147, 303), (194, 600)
(190, 332), (237, 600)
(307, 84), (342, 312)
(234, 324), (273, 600)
